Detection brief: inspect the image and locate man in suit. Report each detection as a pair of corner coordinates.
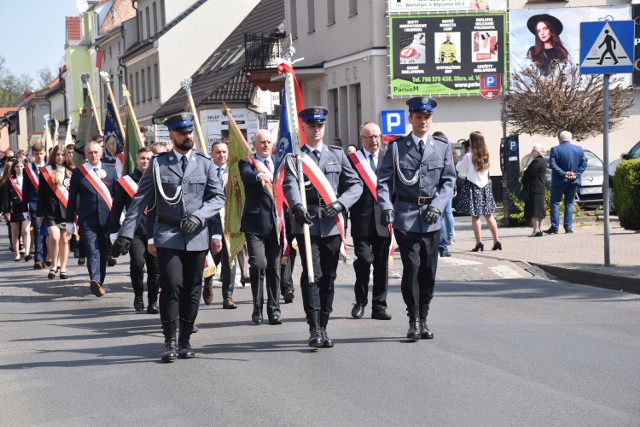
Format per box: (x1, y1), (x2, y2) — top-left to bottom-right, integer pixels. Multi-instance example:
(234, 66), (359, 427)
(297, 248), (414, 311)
(545, 130), (587, 234)
(348, 122), (392, 321)
(21, 142), (47, 268)
(283, 106), (363, 348)
(111, 112), (225, 363)
(377, 97), (456, 341)
(239, 129), (282, 325)
(66, 141), (117, 297)
(109, 146), (159, 314)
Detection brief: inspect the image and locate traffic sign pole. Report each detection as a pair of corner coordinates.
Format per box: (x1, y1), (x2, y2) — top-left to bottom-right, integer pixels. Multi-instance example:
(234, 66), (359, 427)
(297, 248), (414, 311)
(603, 74), (610, 267)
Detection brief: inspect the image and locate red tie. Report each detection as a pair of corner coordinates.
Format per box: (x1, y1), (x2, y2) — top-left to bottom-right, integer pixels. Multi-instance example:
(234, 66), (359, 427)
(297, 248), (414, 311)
(264, 159), (270, 173)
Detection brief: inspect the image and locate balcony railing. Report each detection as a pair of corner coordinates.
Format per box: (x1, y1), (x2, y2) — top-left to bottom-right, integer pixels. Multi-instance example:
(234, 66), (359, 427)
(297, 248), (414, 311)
(244, 32), (286, 71)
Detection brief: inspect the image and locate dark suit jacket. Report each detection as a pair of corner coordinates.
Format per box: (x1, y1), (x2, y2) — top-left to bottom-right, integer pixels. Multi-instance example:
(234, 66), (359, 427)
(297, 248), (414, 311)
(522, 156), (547, 195)
(549, 141), (587, 186)
(348, 149), (389, 238)
(66, 164), (117, 227)
(21, 162), (43, 213)
(109, 169), (147, 237)
(239, 155), (277, 236)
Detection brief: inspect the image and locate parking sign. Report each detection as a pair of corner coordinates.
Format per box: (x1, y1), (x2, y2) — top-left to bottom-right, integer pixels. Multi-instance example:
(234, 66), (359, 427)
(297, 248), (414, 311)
(380, 110), (406, 135)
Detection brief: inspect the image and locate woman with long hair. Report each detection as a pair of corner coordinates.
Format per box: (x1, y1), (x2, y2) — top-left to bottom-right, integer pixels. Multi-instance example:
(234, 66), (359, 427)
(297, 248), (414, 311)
(456, 131), (501, 252)
(526, 14), (569, 75)
(37, 145), (74, 279)
(2, 158), (31, 261)
(1, 158), (16, 251)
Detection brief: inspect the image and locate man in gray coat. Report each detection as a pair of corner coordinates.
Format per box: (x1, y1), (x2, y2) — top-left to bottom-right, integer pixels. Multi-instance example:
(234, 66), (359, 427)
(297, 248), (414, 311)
(377, 97), (456, 341)
(111, 112), (225, 363)
(283, 106), (362, 348)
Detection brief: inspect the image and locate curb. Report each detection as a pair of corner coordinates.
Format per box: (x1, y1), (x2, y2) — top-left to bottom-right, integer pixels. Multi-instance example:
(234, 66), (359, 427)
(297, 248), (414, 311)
(531, 262), (640, 295)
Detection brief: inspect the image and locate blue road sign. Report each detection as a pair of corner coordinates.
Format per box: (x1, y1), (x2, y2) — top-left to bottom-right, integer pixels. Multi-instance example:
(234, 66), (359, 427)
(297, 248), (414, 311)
(380, 110), (406, 135)
(580, 20), (634, 74)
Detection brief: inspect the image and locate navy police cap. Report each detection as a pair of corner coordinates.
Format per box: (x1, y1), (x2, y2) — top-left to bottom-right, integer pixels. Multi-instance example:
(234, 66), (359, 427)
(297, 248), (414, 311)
(299, 106), (328, 124)
(406, 96), (437, 114)
(164, 112), (194, 132)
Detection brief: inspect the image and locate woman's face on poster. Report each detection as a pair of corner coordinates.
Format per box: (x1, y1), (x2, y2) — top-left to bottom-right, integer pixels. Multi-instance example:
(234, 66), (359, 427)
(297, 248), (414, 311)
(536, 22), (551, 43)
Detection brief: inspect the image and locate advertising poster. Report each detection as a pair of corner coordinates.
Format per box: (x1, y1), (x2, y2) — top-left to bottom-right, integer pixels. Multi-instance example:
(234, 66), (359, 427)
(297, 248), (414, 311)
(633, 4), (640, 87)
(388, 0), (507, 13)
(389, 13), (506, 97)
(509, 5), (631, 84)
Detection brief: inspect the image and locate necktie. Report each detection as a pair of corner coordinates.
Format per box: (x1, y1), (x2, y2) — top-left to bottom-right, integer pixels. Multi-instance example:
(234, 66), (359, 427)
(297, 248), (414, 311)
(217, 167), (222, 181)
(264, 158), (271, 173)
(93, 167), (100, 174)
(313, 149), (320, 161)
(418, 140), (425, 155)
(181, 156), (188, 172)
(369, 153), (376, 171)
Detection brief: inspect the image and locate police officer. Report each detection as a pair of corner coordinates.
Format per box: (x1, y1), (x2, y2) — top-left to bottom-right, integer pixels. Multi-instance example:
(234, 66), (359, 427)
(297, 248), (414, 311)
(377, 97), (456, 341)
(283, 107), (362, 348)
(111, 112), (225, 363)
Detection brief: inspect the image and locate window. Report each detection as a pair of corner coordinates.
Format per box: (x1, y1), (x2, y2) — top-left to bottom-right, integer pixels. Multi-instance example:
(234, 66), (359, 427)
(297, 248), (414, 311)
(135, 71), (139, 104)
(141, 69), (146, 103)
(154, 64), (160, 98)
(153, 2), (158, 34)
(290, 0), (298, 38)
(327, 0), (335, 25)
(307, 0), (315, 33)
(145, 6), (151, 39)
(349, 0), (357, 16)
(147, 66), (152, 101)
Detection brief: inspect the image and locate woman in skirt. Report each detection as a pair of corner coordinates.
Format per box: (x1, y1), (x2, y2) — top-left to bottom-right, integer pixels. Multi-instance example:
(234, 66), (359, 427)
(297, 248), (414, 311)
(521, 144), (548, 237)
(456, 131), (501, 252)
(37, 145), (73, 279)
(2, 158), (31, 261)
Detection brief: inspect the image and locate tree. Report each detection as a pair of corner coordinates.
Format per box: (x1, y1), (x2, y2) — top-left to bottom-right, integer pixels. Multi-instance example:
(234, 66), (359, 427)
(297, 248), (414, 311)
(37, 67), (56, 88)
(0, 55), (33, 107)
(503, 62), (634, 140)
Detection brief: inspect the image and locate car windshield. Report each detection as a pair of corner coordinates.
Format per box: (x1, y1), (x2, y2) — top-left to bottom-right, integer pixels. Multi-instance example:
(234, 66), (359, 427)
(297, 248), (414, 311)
(585, 151), (603, 168)
(629, 142), (640, 159)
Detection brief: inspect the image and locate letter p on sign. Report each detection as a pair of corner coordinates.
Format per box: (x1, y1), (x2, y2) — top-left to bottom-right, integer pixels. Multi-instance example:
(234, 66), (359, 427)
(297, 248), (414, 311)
(380, 110), (406, 135)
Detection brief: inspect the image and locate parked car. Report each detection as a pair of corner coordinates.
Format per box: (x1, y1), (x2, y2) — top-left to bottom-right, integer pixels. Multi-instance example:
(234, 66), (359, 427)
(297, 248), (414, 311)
(520, 149), (604, 209)
(608, 140), (640, 212)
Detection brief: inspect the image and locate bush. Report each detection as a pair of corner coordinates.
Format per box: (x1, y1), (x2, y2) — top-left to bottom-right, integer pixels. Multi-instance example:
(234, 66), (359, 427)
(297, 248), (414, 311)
(612, 159), (640, 230)
(507, 188), (582, 226)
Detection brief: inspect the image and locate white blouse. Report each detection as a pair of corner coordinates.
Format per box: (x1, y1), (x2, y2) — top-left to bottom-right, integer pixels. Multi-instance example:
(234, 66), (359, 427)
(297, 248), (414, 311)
(456, 152), (490, 188)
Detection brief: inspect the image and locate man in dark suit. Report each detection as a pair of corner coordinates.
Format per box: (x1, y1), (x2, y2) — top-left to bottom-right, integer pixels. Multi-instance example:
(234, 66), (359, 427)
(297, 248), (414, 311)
(111, 112), (225, 363)
(239, 129), (282, 325)
(283, 106), (363, 348)
(21, 142), (47, 268)
(348, 122), (392, 321)
(377, 97), (456, 341)
(545, 130), (587, 234)
(66, 141), (117, 297)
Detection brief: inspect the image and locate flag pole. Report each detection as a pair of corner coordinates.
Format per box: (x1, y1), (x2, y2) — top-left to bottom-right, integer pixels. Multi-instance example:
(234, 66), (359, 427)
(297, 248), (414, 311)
(122, 83), (143, 144)
(99, 72), (126, 143)
(281, 37), (314, 284)
(80, 73), (103, 135)
(180, 78), (208, 155)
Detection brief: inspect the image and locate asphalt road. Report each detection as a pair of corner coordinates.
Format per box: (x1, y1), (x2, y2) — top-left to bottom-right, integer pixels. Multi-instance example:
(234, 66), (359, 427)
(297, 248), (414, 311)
(1, 226), (639, 426)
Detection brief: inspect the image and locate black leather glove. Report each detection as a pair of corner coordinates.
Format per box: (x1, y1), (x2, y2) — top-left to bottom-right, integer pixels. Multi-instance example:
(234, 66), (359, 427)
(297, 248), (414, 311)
(110, 236), (131, 257)
(291, 203), (312, 225)
(180, 215), (202, 234)
(382, 209), (394, 226)
(423, 206), (441, 224)
(321, 201), (343, 218)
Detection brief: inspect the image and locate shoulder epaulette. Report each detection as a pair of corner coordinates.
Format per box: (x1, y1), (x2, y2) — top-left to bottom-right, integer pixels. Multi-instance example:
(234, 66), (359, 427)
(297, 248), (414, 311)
(328, 145), (342, 150)
(432, 135), (449, 144)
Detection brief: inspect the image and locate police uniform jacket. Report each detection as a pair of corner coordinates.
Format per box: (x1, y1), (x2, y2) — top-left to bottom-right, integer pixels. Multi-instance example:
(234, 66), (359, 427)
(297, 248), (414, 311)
(283, 144), (363, 237)
(239, 155), (277, 236)
(108, 169), (147, 237)
(348, 149), (389, 238)
(118, 151), (225, 252)
(377, 133), (456, 234)
(65, 164), (117, 227)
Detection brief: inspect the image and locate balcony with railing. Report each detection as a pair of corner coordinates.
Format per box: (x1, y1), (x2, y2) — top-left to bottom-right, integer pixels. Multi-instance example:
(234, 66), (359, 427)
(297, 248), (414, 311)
(244, 32), (287, 92)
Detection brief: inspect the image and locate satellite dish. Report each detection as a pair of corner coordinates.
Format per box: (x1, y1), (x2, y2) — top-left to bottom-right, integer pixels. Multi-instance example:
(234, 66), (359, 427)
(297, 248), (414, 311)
(76, 0), (89, 12)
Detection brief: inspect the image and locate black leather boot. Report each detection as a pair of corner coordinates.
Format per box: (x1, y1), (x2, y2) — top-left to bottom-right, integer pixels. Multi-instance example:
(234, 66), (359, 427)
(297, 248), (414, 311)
(406, 305), (420, 341)
(307, 311), (324, 348)
(319, 312), (334, 348)
(178, 320), (195, 359)
(161, 321), (177, 363)
(419, 304), (434, 339)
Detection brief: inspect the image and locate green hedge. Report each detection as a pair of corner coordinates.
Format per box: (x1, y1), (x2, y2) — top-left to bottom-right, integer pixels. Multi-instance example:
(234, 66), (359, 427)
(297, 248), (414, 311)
(508, 188), (582, 226)
(613, 159), (640, 231)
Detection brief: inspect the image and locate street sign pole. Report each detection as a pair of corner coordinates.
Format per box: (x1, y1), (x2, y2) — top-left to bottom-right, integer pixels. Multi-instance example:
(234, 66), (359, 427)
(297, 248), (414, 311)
(603, 74), (610, 267)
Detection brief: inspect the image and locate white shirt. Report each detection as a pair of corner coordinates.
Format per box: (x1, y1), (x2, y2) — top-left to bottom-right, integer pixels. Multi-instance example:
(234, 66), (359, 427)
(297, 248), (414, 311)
(456, 152), (490, 188)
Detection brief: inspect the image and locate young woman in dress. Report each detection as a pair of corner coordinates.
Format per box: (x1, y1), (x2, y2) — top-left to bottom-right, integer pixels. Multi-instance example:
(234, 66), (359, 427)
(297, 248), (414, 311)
(2, 158), (31, 261)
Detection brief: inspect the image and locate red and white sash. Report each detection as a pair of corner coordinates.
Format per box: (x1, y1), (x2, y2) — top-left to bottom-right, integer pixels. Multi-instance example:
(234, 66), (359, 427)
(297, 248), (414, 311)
(8, 176), (23, 202)
(115, 152), (124, 178)
(79, 163), (113, 210)
(116, 175), (138, 199)
(24, 163), (40, 191)
(40, 166), (70, 209)
(300, 153), (348, 256)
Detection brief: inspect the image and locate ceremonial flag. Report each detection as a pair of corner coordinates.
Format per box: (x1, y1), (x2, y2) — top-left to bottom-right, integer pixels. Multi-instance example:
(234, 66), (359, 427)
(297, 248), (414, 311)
(122, 103), (142, 176)
(101, 96), (125, 167)
(221, 104), (251, 267)
(75, 94), (99, 165)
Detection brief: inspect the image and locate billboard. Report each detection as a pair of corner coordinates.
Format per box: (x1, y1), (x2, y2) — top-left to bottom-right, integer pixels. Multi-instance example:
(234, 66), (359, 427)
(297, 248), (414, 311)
(389, 13), (506, 97)
(388, 0), (507, 13)
(633, 4), (640, 86)
(509, 5), (631, 83)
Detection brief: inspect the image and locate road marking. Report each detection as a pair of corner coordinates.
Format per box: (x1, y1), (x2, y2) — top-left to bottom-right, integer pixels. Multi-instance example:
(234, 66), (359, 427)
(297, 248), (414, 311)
(489, 265), (523, 278)
(439, 258), (482, 266)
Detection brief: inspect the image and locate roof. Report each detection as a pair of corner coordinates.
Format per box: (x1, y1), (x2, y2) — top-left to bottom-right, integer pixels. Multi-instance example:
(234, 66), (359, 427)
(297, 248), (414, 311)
(153, 0), (285, 120)
(66, 17), (81, 43)
(99, 0), (136, 35)
(0, 108), (18, 118)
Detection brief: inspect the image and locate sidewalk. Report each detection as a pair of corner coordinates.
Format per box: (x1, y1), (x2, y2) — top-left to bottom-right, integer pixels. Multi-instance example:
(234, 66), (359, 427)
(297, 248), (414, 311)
(447, 215), (640, 294)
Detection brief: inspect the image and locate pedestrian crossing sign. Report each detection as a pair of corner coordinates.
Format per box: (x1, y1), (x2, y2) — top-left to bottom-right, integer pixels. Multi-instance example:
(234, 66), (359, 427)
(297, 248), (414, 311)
(580, 21), (634, 74)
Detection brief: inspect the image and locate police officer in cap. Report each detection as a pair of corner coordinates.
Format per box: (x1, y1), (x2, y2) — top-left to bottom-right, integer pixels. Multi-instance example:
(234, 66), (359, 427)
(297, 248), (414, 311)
(283, 106), (362, 348)
(111, 112), (225, 362)
(377, 97), (456, 341)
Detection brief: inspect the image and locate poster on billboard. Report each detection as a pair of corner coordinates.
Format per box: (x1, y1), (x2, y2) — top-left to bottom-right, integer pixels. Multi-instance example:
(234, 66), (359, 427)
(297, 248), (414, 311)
(509, 5), (632, 84)
(633, 4), (640, 86)
(389, 13), (506, 97)
(388, 0), (507, 13)
(203, 108), (260, 151)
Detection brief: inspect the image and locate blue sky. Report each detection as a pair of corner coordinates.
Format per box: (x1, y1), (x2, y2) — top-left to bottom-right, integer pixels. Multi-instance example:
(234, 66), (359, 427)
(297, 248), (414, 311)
(0, 0), (81, 85)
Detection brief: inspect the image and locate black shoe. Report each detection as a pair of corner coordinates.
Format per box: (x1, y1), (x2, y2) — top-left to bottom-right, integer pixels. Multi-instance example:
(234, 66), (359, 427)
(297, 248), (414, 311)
(283, 291), (295, 304)
(107, 256), (117, 267)
(178, 321), (195, 359)
(420, 319), (434, 339)
(407, 318), (421, 341)
(48, 269), (56, 280)
(351, 302), (365, 319)
(492, 241), (502, 251)
(33, 262), (45, 270)
(268, 314), (283, 325)
(319, 312), (334, 348)
(308, 325), (324, 348)
(134, 295), (144, 312)
(471, 242), (484, 252)
(147, 302), (159, 314)
(252, 307), (263, 324)
(565, 229), (573, 234)
(372, 309), (392, 320)
(78, 257), (86, 265)
(533, 231), (543, 237)
(161, 321), (177, 363)
(25, 254), (32, 262)
(439, 251), (451, 257)
(240, 276), (249, 287)
(543, 227), (558, 234)
(74, 249), (80, 258)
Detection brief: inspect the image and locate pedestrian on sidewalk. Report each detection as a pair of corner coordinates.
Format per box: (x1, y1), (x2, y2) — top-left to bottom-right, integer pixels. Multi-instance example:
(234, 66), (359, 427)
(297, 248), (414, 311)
(455, 131), (501, 252)
(545, 130), (587, 234)
(521, 144), (547, 237)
